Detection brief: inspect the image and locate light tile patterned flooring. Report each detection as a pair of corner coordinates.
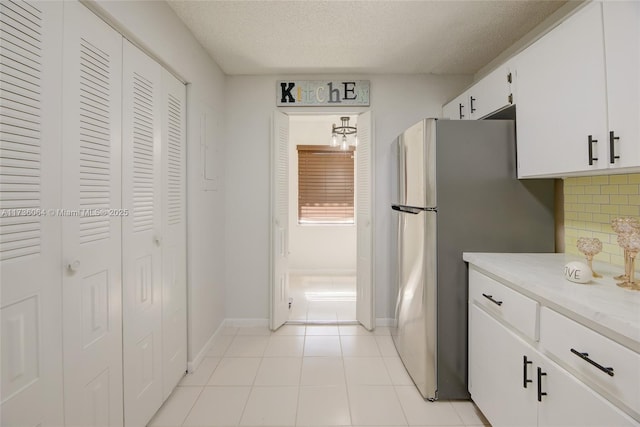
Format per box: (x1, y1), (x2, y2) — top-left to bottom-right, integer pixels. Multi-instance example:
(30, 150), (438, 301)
(148, 324), (490, 427)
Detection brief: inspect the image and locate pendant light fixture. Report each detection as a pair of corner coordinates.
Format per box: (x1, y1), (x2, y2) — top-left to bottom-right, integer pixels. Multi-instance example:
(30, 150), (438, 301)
(331, 116), (357, 150)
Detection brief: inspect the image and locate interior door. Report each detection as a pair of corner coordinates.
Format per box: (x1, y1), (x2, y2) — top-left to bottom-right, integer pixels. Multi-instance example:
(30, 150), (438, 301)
(122, 39), (163, 426)
(1, 1), (64, 425)
(61, 2), (124, 425)
(160, 69), (187, 398)
(356, 111), (374, 330)
(270, 111), (289, 330)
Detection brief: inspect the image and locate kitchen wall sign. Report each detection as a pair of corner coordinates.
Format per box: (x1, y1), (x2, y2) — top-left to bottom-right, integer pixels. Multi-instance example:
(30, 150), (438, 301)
(277, 80), (370, 106)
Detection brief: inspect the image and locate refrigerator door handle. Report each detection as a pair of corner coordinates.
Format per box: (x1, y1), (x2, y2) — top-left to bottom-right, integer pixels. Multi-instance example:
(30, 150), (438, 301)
(392, 205), (435, 215)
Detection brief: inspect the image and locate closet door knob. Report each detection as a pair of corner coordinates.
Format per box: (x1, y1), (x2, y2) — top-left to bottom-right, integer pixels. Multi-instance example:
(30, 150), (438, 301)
(67, 260), (81, 272)
(154, 236), (162, 246)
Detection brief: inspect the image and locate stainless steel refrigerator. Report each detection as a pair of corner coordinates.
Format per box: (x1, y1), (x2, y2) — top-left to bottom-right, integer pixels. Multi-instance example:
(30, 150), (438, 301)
(390, 118), (555, 400)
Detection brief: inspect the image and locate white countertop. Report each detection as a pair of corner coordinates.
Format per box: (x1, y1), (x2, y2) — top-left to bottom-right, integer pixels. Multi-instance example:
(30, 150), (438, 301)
(463, 252), (640, 352)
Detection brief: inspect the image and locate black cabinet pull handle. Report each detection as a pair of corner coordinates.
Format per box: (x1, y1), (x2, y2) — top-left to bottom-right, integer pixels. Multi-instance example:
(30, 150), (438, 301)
(470, 96), (476, 113)
(609, 131), (620, 164)
(537, 367), (547, 402)
(570, 348), (615, 377)
(482, 293), (503, 306)
(588, 135), (598, 165)
(459, 103), (465, 119)
(523, 355), (533, 388)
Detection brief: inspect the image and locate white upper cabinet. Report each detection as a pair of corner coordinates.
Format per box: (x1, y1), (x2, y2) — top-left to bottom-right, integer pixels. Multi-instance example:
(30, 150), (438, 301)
(602, 1), (640, 169)
(516, 3), (608, 178)
(442, 62), (513, 121)
(468, 62), (514, 120)
(516, 1), (640, 178)
(442, 92), (469, 120)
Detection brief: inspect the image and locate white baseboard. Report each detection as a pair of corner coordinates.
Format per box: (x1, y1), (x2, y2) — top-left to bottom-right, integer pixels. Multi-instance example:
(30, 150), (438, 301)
(188, 321), (225, 373)
(376, 318), (395, 327)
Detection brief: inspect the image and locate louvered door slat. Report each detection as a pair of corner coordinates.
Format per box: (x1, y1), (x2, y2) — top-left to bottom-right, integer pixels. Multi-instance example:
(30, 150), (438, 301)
(0, 0), (42, 262)
(166, 93), (182, 225)
(77, 37), (111, 245)
(1, 104), (40, 125)
(1, 66), (41, 94)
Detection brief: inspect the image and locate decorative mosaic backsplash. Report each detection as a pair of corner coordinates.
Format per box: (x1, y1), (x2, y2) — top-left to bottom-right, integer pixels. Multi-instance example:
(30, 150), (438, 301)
(564, 173), (640, 266)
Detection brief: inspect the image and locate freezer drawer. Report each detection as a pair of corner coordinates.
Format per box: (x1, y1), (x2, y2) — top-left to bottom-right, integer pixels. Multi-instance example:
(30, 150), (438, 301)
(393, 209), (437, 399)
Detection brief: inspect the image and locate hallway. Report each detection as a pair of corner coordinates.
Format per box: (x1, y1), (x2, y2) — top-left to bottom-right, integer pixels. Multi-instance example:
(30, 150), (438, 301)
(147, 324), (489, 427)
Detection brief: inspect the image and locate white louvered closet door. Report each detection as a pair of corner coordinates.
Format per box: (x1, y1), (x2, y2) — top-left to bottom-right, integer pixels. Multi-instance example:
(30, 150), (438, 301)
(0, 1), (64, 426)
(122, 39), (163, 427)
(270, 111), (290, 330)
(60, 1), (124, 426)
(356, 111), (374, 330)
(161, 69), (187, 398)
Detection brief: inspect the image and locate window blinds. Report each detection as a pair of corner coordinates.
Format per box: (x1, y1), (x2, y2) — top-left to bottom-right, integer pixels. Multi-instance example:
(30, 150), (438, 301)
(297, 145), (355, 223)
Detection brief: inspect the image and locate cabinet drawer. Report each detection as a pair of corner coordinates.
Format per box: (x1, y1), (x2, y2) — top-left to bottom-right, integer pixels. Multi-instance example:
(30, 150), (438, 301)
(540, 307), (640, 415)
(469, 269), (538, 341)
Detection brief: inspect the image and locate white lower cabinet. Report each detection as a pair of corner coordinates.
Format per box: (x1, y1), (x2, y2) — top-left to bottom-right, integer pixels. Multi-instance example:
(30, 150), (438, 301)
(470, 305), (537, 426)
(469, 271), (639, 427)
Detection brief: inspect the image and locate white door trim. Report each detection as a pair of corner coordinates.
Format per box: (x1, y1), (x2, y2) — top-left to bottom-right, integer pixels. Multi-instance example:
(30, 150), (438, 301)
(269, 110), (375, 329)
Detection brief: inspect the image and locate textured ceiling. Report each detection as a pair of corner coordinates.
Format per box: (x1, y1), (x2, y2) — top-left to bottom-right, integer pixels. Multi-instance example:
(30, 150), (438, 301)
(167, 0), (567, 76)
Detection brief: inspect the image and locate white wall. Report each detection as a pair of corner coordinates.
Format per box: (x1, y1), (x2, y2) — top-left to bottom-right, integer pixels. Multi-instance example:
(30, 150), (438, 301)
(225, 74), (472, 320)
(288, 116), (357, 275)
(91, 0), (227, 362)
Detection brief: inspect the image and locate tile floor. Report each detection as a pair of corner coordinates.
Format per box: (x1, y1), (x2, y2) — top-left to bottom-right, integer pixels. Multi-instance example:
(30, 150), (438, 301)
(147, 324), (490, 427)
(288, 275), (357, 322)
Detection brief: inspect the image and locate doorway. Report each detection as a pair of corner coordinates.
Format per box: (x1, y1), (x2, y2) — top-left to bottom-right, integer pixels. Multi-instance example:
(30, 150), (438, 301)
(288, 114), (358, 322)
(270, 112), (374, 330)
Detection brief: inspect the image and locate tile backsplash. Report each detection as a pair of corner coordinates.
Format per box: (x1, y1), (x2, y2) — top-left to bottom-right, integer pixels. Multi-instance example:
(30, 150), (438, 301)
(564, 173), (640, 266)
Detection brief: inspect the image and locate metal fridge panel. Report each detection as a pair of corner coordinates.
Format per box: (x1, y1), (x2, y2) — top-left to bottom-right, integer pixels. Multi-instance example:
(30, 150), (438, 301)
(398, 119), (437, 209)
(434, 119), (554, 399)
(392, 209), (437, 399)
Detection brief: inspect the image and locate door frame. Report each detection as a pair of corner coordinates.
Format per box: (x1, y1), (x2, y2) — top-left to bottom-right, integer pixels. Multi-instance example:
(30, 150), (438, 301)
(269, 110), (375, 330)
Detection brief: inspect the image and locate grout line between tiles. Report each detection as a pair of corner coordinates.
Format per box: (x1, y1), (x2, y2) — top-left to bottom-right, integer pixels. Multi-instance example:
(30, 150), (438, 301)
(177, 385), (206, 427)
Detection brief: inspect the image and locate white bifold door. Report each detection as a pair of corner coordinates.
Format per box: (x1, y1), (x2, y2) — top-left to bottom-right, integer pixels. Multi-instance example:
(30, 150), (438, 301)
(356, 111), (374, 330)
(122, 39), (188, 425)
(0, 1), (64, 426)
(122, 40), (163, 426)
(160, 67), (187, 399)
(61, 2), (124, 426)
(1, 2), (187, 426)
(270, 111), (290, 330)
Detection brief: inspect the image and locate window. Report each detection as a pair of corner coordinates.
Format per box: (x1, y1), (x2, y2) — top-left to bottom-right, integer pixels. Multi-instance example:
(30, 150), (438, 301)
(297, 145), (355, 224)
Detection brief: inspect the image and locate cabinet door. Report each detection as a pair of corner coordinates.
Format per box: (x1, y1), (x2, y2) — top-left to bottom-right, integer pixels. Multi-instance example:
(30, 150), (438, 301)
(516, 3), (608, 178)
(468, 64), (513, 119)
(603, 1), (640, 169)
(537, 356), (638, 426)
(443, 93), (469, 120)
(469, 304), (537, 427)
